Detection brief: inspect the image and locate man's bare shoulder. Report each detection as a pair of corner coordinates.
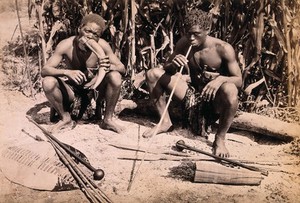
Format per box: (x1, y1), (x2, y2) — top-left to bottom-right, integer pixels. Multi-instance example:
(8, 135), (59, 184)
(210, 37), (235, 57)
(55, 36), (75, 53)
(210, 37), (233, 51)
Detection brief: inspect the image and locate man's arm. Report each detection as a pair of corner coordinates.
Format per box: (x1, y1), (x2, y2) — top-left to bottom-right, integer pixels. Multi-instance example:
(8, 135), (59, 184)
(215, 43), (242, 89)
(201, 42), (242, 101)
(163, 37), (190, 74)
(41, 41), (66, 78)
(41, 38), (87, 85)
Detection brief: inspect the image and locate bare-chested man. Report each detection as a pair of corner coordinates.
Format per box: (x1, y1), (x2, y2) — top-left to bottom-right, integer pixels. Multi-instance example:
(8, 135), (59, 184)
(142, 9), (242, 157)
(42, 13), (126, 133)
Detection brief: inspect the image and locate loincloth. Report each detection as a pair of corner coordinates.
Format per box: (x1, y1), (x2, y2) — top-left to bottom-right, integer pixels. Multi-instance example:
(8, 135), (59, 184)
(57, 77), (97, 120)
(182, 86), (219, 138)
(71, 89), (96, 120)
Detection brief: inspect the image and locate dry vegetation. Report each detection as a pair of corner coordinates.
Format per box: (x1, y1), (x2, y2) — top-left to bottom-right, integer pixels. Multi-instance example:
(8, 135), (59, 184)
(2, 0), (300, 124)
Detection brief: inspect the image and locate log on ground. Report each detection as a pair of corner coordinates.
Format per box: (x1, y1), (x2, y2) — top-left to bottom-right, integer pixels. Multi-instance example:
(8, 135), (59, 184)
(232, 112), (300, 141)
(116, 99), (300, 141)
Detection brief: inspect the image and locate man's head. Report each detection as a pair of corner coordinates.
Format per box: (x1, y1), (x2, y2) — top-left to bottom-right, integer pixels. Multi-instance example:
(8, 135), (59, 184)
(184, 9), (212, 46)
(184, 9), (212, 32)
(78, 13), (106, 41)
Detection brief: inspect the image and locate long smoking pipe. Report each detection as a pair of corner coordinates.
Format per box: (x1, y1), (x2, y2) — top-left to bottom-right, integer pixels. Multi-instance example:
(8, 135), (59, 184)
(79, 36), (107, 90)
(176, 140), (269, 176)
(130, 46), (193, 188)
(146, 45), (193, 138)
(26, 116), (105, 180)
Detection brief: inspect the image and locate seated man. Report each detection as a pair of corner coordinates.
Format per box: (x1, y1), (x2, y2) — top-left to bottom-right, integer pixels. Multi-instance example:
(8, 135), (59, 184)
(142, 9), (242, 157)
(42, 13), (126, 133)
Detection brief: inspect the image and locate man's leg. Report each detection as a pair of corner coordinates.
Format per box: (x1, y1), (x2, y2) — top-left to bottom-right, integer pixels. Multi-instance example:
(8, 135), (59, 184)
(212, 82), (239, 157)
(42, 76), (75, 133)
(142, 67), (189, 138)
(97, 71), (124, 133)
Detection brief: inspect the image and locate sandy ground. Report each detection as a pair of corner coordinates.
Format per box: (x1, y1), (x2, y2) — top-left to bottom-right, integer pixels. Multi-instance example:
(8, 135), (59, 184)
(0, 10), (300, 203)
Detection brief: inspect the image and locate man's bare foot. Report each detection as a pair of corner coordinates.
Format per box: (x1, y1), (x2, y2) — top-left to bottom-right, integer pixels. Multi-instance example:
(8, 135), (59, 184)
(100, 119), (125, 133)
(48, 119), (76, 133)
(212, 137), (229, 158)
(142, 123), (174, 138)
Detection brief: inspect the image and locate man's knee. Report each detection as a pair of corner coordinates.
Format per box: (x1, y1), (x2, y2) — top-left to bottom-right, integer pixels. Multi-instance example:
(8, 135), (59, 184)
(42, 76), (59, 93)
(145, 67), (164, 83)
(106, 71), (122, 87)
(218, 82), (238, 106)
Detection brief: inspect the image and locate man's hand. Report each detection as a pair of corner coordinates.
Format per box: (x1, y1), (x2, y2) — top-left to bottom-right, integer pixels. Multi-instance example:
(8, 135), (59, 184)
(64, 69), (87, 85)
(172, 54), (188, 68)
(165, 54), (189, 74)
(98, 56), (111, 72)
(201, 78), (224, 102)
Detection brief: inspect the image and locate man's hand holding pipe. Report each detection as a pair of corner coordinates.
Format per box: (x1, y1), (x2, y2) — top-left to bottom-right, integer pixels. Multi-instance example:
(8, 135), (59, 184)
(98, 56), (111, 72)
